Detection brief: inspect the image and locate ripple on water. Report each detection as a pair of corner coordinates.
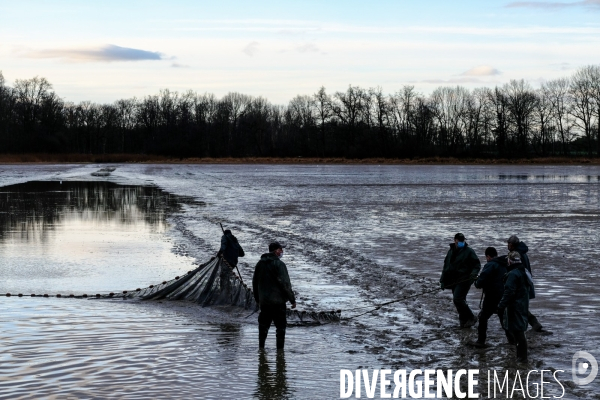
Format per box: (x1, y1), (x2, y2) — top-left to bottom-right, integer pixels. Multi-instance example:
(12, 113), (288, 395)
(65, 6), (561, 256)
(0, 299), (378, 399)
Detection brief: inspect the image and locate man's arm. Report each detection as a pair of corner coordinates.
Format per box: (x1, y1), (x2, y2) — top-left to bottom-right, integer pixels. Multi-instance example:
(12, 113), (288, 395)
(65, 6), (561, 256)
(252, 262), (261, 304)
(468, 249), (481, 281)
(440, 249), (451, 287)
(277, 262), (296, 306)
(218, 235), (227, 256)
(475, 263), (492, 289)
(497, 272), (517, 310)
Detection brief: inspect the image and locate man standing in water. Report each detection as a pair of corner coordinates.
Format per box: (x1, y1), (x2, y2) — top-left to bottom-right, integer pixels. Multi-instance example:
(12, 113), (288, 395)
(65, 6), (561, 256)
(252, 242), (296, 350)
(497, 251), (533, 363)
(507, 235), (543, 332)
(440, 233), (481, 328)
(218, 229), (245, 267)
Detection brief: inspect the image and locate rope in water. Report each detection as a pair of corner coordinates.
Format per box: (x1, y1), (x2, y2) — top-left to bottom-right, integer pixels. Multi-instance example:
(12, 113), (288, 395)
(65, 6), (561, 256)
(337, 277), (474, 321)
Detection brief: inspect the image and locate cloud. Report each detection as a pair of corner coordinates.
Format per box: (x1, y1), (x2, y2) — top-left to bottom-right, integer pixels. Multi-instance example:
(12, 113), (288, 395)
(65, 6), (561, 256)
(171, 63), (190, 68)
(460, 65), (501, 76)
(25, 44), (165, 62)
(419, 77), (486, 84)
(243, 41), (259, 57)
(296, 43), (319, 53)
(506, 0), (600, 9)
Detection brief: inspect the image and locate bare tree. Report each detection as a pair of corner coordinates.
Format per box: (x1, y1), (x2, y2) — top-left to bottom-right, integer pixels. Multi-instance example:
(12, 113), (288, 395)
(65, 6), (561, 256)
(430, 86), (471, 153)
(543, 78), (574, 155)
(570, 67), (597, 156)
(313, 86), (332, 156)
(503, 79), (538, 156)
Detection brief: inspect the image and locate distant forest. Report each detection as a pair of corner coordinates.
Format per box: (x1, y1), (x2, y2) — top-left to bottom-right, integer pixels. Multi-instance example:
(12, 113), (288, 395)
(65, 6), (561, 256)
(0, 66), (599, 159)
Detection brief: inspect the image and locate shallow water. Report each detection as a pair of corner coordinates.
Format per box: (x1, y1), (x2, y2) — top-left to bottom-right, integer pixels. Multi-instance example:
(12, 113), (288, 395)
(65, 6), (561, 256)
(1, 163), (600, 398)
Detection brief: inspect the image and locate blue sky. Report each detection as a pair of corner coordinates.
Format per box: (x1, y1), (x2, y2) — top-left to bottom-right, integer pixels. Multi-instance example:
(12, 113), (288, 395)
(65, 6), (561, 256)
(1, 0), (599, 104)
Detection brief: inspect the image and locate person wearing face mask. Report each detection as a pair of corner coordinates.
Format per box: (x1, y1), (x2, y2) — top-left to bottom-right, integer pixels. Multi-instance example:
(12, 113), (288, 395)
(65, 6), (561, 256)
(440, 233), (481, 328)
(252, 241), (297, 350)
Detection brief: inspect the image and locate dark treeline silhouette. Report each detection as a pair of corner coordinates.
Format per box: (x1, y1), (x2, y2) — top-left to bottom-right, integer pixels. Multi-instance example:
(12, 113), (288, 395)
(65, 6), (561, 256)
(1, 66), (599, 159)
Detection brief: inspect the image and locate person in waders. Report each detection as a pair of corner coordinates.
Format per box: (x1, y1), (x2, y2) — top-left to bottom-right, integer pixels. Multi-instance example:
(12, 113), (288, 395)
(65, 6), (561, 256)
(217, 229), (245, 267)
(497, 251), (533, 364)
(440, 233), (481, 328)
(507, 235), (543, 332)
(252, 242), (296, 350)
(469, 247), (515, 347)
(217, 229), (245, 294)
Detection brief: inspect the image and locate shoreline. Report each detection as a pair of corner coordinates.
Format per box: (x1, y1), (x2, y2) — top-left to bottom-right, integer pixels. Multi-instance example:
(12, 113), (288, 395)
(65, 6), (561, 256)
(1, 153), (599, 165)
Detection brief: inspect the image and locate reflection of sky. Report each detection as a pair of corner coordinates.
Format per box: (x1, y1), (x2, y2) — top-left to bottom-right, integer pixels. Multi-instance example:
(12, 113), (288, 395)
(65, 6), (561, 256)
(0, 181), (194, 294)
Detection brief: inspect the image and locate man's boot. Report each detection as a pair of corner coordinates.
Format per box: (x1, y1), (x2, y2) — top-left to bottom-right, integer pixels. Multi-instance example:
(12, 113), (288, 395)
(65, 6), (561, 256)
(528, 312), (543, 332)
(259, 325), (269, 349)
(276, 328), (286, 350)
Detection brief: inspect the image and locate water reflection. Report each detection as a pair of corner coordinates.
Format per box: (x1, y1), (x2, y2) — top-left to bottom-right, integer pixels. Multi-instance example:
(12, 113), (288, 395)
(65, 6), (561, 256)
(216, 323), (242, 349)
(0, 180), (194, 293)
(255, 350), (291, 399)
(0, 181), (180, 242)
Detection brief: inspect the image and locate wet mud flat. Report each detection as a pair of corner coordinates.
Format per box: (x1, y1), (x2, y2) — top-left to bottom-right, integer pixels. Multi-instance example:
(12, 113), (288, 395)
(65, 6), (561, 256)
(1, 164), (600, 398)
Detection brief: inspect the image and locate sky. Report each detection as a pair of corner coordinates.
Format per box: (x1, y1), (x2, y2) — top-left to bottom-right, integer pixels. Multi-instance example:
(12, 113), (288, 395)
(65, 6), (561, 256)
(1, 0), (600, 104)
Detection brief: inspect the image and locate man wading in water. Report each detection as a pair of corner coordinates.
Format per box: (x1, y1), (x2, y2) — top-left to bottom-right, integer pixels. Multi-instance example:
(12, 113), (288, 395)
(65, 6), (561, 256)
(507, 235), (543, 332)
(217, 229), (245, 293)
(252, 242), (296, 350)
(440, 233), (481, 328)
(217, 229), (245, 267)
(497, 251), (533, 364)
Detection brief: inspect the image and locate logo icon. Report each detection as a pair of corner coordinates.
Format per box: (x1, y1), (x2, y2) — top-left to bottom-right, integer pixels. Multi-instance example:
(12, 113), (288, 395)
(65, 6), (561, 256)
(572, 351), (598, 386)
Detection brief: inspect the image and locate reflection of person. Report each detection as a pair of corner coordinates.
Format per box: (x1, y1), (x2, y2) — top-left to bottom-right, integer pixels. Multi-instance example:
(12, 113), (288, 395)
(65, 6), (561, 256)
(471, 247), (514, 347)
(507, 235), (543, 332)
(252, 242), (296, 350)
(255, 350), (290, 399)
(440, 233), (481, 328)
(218, 229), (245, 267)
(497, 251), (533, 363)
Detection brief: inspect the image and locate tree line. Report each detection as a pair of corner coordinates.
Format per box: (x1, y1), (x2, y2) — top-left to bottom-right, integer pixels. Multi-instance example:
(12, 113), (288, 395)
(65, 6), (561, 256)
(0, 66), (599, 159)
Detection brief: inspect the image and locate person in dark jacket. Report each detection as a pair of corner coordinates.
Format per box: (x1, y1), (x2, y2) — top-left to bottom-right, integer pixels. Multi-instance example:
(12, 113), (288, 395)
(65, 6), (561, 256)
(470, 247), (514, 347)
(440, 233), (481, 328)
(497, 251), (533, 363)
(507, 235), (543, 332)
(252, 242), (296, 350)
(218, 229), (245, 267)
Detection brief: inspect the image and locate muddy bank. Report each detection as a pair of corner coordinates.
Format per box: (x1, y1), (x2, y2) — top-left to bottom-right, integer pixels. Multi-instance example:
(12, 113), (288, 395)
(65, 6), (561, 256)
(1, 153), (599, 165)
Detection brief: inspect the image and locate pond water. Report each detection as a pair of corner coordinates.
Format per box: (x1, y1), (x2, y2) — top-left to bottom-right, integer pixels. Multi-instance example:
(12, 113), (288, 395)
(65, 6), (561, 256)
(0, 163), (599, 399)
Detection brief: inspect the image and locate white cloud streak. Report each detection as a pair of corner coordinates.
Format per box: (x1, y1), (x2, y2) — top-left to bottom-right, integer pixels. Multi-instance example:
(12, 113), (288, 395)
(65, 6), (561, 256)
(24, 44), (165, 62)
(461, 66), (501, 76)
(506, 0), (600, 9)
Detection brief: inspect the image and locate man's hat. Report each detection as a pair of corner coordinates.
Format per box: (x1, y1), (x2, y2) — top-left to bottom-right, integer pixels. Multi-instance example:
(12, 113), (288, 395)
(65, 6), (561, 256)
(269, 242), (286, 252)
(507, 235), (520, 244)
(508, 251), (522, 263)
(454, 233), (465, 241)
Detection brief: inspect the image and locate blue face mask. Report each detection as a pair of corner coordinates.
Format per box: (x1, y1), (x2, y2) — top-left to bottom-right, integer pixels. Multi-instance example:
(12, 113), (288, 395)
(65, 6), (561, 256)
(457, 241), (465, 248)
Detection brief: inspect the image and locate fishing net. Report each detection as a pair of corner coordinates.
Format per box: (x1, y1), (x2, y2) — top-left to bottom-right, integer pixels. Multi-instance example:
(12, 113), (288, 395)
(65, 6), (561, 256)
(107, 256), (341, 323)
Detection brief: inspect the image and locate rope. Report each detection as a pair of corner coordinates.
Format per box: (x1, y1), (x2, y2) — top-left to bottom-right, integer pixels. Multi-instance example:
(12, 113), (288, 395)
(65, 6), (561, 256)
(339, 276), (474, 321)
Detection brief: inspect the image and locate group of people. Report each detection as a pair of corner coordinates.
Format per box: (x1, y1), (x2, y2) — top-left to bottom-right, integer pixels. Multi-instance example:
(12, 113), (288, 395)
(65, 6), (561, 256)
(220, 228), (540, 363)
(440, 233), (539, 363)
